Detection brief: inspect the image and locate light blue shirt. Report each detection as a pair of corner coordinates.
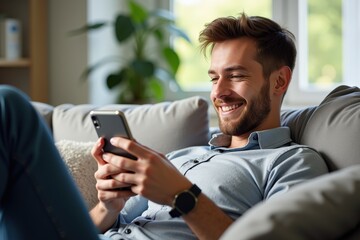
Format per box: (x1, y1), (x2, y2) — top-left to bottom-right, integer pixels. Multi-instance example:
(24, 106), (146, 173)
(103, 127), (328, 240)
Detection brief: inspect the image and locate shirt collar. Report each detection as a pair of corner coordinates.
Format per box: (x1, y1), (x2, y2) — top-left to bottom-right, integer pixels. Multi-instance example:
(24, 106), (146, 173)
(209, 127), (292, 151)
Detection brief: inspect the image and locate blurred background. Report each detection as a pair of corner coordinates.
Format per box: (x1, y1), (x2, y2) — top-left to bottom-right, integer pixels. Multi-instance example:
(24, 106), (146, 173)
(0, 0), (358, 109)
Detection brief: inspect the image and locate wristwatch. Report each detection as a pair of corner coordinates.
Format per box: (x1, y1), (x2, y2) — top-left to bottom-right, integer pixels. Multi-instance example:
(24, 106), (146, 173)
(169, 184), (201, 218)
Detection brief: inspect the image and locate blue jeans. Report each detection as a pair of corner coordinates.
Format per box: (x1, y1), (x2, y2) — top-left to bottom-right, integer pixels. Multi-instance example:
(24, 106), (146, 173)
(0, 85), (100, 239)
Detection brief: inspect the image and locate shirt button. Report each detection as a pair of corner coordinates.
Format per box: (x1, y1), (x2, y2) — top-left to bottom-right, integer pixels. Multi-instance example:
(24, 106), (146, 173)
(134, 221), (140, 225)
(124, 229), (132, 234)
(193, 160), (199, 163)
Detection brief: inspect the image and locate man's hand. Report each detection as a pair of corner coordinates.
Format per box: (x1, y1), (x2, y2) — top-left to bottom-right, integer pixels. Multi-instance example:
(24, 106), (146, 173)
(91, 137), (233, 238)
(92, 137), (136, 210)
(90, 138), (136, 232)
(102, 136), (192, 206)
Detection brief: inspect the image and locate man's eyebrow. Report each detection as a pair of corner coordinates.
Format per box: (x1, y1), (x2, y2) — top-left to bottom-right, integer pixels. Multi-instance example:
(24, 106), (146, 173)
(208, 65), (247, 75)
(224, 65), (247, 72)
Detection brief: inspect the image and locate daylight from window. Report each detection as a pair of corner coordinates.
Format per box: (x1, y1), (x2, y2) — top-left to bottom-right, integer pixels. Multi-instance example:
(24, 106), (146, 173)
(173, 0), (347, 97)
(305, 0), (342, 90)
(172, 0), (271, 91)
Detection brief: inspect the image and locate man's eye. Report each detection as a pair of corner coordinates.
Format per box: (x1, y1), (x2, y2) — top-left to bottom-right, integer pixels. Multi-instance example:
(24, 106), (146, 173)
(231, 75), (243, 78)
(230, 75), (246, 80)
(210, 77), (219, 83)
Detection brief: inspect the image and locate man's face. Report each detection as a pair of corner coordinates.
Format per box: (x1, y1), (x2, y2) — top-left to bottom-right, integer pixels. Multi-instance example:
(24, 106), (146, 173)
(209, 38), (271, 136)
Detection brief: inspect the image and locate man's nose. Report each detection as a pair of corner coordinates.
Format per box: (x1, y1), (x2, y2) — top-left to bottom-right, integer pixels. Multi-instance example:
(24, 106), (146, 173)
(211, 78), (231, 98)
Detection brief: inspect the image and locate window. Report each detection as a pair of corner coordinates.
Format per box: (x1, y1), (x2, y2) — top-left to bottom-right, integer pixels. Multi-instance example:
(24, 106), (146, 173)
(171, 0), (360, 107)
(275, 0), (360, 106)
(306, 0), (342, 90)
(171, 0), (271, 91)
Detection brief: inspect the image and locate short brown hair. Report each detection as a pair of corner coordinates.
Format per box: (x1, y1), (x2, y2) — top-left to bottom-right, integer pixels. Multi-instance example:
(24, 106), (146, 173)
(199, 13), (297, 79)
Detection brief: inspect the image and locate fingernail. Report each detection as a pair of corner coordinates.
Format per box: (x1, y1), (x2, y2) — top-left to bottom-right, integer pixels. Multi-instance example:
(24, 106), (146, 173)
(110, 138), (116, 145)
(102, 153), (108, 160)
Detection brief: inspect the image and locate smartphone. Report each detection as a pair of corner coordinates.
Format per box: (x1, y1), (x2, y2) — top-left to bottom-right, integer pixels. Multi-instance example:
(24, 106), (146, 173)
(90, 110), (137, 160)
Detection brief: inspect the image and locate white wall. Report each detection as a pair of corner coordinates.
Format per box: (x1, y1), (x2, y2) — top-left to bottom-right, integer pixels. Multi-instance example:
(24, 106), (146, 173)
(48, 0), (162, 105)
(49, 0), (89, 105)
(87, 0), (125, 104)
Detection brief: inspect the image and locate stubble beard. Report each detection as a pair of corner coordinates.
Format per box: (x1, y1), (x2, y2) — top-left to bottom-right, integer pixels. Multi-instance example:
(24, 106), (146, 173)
(217, 81), (271, 136)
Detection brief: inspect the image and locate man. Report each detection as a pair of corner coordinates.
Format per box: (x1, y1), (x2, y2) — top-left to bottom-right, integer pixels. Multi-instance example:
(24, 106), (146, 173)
(0, 13), (328, 240)
(89, 13), (328, 240)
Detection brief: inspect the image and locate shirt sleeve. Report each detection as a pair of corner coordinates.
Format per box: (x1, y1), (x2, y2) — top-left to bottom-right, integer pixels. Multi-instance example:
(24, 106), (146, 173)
(264, 146), (329, 199)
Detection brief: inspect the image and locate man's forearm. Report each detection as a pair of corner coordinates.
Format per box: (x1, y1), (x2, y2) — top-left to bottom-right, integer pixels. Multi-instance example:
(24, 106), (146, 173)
(89, 202), (119, 233)
(183, 194), (234, 240)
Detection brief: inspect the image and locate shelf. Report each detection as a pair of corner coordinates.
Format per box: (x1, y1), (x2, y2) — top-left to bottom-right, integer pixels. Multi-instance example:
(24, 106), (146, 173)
(0, 0), (48, 102)
(0, 58), (31, 67)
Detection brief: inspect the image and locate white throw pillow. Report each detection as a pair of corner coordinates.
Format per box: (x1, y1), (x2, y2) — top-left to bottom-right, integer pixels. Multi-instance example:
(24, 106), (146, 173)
(55, 140), (98, 210)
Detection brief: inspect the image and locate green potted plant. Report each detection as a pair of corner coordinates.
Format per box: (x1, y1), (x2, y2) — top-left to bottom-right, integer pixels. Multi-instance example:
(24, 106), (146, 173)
(71, 0), (190, 104)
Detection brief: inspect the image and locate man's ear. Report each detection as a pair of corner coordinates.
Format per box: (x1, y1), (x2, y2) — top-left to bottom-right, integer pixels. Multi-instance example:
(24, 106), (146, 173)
(274, 66), (292, 95)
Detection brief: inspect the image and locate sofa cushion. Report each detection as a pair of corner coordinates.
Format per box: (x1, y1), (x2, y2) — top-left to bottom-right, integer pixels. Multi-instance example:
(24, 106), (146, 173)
(52, 96), (209, 154)
(32, 101), (54, 130)
(55, 140), (97, 210)
(281, 85), (360, 170)
(220, 164), (360, 240)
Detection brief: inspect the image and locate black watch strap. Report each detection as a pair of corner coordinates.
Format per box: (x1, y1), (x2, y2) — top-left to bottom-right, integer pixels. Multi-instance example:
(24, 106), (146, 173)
(169, 184), (201, 218)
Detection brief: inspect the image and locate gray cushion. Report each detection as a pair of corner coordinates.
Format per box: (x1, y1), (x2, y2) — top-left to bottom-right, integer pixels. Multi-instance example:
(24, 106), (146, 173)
(221, 165), (360, 240)
(32, 101), (54, 130)
(52, 96), (209, 154)
(282, 85), (360, 170)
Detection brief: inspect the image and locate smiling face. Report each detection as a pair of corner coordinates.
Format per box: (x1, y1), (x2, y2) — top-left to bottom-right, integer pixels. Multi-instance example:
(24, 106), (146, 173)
(209, 38), (272, 138)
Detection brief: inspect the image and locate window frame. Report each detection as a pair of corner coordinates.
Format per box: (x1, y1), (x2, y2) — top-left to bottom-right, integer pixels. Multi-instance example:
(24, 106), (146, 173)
(167, 0), (359, 107)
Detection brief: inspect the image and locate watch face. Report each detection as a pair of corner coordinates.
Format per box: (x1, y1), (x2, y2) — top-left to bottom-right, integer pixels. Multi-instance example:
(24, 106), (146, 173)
(176, 191), (196, 214)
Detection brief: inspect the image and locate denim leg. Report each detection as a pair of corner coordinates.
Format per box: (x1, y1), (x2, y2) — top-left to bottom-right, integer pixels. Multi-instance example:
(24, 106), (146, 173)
(0, 86), (100, 239)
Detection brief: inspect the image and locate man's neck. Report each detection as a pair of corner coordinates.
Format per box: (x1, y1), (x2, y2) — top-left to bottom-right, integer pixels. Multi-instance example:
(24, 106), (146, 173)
(229, 134), (251, 148)
(229, 122), (281, 148)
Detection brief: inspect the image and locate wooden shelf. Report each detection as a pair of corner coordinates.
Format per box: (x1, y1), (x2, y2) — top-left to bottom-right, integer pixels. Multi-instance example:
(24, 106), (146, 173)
(0, 58), (30, 67)
(0, 0), (48, 103)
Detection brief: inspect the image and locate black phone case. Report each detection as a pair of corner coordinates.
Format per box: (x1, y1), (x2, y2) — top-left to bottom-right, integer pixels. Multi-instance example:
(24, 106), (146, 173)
(90, 111), (137, 160)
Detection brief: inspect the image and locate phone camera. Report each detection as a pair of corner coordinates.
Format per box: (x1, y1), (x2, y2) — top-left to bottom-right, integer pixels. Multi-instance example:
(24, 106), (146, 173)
(91, 116), (101, 129)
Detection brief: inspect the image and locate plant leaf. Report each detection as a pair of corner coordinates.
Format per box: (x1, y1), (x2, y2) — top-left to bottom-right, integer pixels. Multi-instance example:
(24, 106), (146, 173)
(151, 9), (175, 22)
(162, 47), (180, 74)
(106, 72), (124, 89)
(167, 25), (191, 43)
(128, 0), (148, 23)
(154, 67), (176, 82)
(68, 22), (107, 36)
(153, 28), (164, 42)
(79, 56), (123, 81)
(155, 67), (181, 92)
(131, 59), (155, 77)
(149, 78), (164, 101)
(115, 15), (135, 42)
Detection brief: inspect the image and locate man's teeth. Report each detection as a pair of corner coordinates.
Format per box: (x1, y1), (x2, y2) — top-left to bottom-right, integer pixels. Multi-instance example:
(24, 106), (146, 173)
(221, 104), (240, 112)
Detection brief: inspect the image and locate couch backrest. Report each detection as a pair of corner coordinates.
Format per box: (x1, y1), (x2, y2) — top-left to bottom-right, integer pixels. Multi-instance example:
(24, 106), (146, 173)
(34, 96), (210, 155)
(33, 85), (360, 170)
(281, 85), (360, 171)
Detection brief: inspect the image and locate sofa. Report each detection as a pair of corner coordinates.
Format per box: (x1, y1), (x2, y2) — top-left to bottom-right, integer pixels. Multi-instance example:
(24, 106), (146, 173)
(32, 85), (360, 239)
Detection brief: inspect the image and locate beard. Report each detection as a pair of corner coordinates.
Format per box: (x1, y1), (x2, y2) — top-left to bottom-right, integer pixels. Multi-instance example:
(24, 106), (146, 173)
(217, 81), (271, 136)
